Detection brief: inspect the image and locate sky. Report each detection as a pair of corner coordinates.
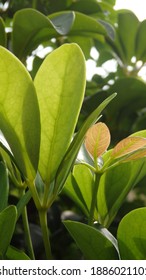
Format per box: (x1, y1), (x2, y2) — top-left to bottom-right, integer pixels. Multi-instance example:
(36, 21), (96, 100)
(114, 0), (146, 21)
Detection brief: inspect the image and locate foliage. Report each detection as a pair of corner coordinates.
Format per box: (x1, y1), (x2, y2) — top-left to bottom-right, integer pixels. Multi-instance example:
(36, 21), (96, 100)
(0, 0), (146, 260)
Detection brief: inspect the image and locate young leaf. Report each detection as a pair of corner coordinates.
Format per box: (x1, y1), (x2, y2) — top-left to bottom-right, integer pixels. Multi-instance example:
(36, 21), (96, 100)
(85, 122), (111, 160)
(117, 208), (146, 259)
(0, 206), (17, 258)
(34, 43), (86, 185)
(64, 221), (119, 260)
(0, 47), (40, 180)
(111, 136), (146, 160)
(54, 93), (116, 194)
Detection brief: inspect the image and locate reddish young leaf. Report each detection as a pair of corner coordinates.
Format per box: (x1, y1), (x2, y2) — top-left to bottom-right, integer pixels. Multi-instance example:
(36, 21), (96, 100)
(85, 122), (111, 159)
(122, 148), (146, 162)
(111, 136), (146, 159)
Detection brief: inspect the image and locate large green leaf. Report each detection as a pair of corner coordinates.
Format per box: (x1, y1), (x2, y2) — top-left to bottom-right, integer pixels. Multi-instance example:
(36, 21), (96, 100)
(117, 11), (139, 63)
(0, 46), (40, 180)
(135, 20), (146, 61)
(12, 9), (74, 59)
(34, 43), (86, 185)
(13, 8), (106, 60)
(0, 17), (6, 47)
(0, 162), (9, 212)
(64, 221), (119, 259)
(54, 93), (116, 194)
(117, 208), (146, 259)
(98, 158), (146, 227)
(0, 205), (17, 258)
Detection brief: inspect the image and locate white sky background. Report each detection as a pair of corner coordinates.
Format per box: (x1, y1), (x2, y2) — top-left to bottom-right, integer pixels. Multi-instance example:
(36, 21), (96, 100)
(86, 0), (146, 80)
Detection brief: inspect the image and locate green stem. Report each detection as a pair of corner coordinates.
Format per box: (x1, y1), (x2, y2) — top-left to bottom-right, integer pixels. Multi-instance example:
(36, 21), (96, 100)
(88, 173), (102, 226)
(22, 204), (35, 260)
(32, 0), (37, 9)
(39, 210), (52, 260)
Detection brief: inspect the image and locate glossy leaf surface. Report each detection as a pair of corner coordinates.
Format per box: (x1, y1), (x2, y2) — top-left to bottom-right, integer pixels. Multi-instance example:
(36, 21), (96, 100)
(12, 9), (74, 59)
(64, 221), (119, 260)
(0, 47), (40, 180)
(118, 208), (146, 259)
(34, 43), (86, 184)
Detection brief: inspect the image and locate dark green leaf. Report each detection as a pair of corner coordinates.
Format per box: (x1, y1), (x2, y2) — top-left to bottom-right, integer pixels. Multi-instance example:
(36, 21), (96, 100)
(64, 221), (119, 259)
(0, 162), (9, 212)
(0, 17), (6, 47)
(0, 206), (17, 258)
(12, 9), (74, 59)
(6, 245), (30, 260)
(117, 11), (139, 63)
(135, 20), (146, 61)
(117, 208), (146, 259)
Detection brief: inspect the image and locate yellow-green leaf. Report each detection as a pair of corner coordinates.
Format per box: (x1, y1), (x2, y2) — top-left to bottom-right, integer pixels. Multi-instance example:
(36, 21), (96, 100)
(34, 43), (86, 185)
(112, 136), (146, 159)
(0, 46), (40, 180)
(85, 122), (111, 159)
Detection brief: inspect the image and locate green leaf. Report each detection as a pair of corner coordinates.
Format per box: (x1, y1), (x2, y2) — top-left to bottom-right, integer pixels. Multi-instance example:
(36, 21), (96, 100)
(69, 0), (102, 15)
(12, 9), (74, 59)
(136, 20), (146, 61)
(69, 11), (106, 39)
(0, 206), (17, 258)
(98, 158), (146, 227)
(64, 221), (119, 259)
(117, 11), (139, 63)
(17, 190), (32, 219)
(34, 43), (86, 185)
(6, 246), (30, 260)
(107, 78), (146, 134)
(0, 47), (40, 180)
(50, 12), (75, 35)
(0, 162), (9, 212)
(117, 208), (146, 259)
(54, 93), (116, 194)
(64, 165), (94, 215)
(0, 17), (6, 47)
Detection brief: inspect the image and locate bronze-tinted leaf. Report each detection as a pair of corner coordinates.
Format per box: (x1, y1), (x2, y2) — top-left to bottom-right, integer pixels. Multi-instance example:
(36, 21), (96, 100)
(85, 122), (111, 159)
(112, 136), (146, 159)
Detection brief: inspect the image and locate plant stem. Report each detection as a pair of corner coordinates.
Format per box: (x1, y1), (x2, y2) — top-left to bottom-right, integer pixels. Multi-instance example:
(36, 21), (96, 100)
(22, 200), (35, 260)
(88, 173), (102, 226)
(32, 0), (37, 9)
(39, 210), (52, 260)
